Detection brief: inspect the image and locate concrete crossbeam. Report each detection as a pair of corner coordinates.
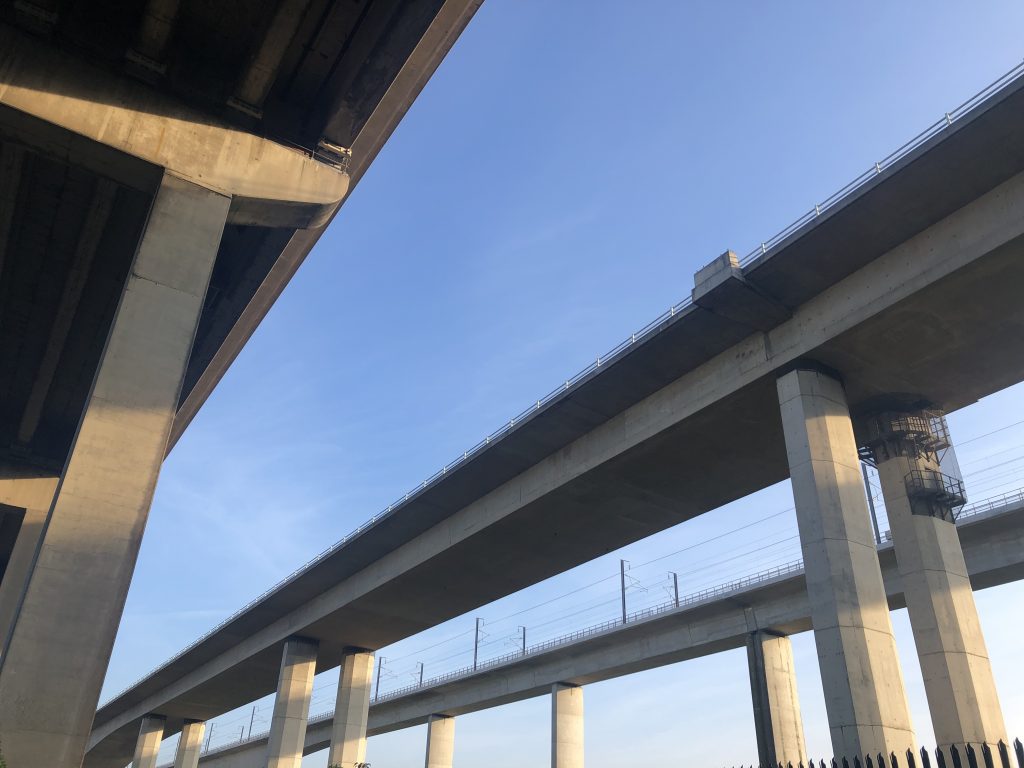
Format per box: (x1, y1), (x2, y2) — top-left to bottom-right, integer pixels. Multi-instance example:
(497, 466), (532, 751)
(777, 367), (915, 758)
(876, 453), (1007, 748)
(266, 638), (318, 768)
(747, 631), (806, 767)
(328, 649), (374, 768)
(551, 683), (583, 768)
(0, 173), (229, 768)
(424, 714), (455, 768)
(0, 25), (349, 228)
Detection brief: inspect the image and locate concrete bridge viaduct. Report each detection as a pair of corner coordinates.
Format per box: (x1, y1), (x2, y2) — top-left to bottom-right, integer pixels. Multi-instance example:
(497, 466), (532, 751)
(0, 1), (483, 766)
(187, 493), (1024, 768)
(87, 61), (1024, 768)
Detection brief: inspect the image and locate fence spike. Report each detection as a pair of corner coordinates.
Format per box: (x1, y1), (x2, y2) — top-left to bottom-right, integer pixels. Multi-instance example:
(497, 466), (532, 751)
(906, 749), (917, 768)
(968, 744), (980, 768)
(1014, 740), (1024, 768)
(921, 747), (932, 768)
(982, 743), (995, 768)
(878, 752), (886, 768)
(842, 758), (850, 768)
(866, 754), (874, 768)
(952, 744), (964, 768)
(856, 756), (864, 768)
(936, 746), (948, 768)
(997, 741), (1011, 768)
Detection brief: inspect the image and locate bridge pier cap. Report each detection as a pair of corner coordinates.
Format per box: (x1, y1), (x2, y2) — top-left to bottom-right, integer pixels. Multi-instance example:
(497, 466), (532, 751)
(0, 24), (351, 229)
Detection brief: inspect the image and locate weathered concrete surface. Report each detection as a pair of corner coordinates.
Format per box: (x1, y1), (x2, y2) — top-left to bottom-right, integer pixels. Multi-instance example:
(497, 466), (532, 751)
(552, 684), (583, 768)
(266, 639), (318, 768)
(191, 498), (1024, 768)
(747, 631), (806, 767)
(132, 715), (166, 768)
(173, 721), (206, 768)
(778, 368), (915, 758)
(877, 453), (1006, 748)
(91, 78), (1024, 766)
(424, 714), (455, 768)
(0, 173), (229, 768)
(328, 650), (374, 768)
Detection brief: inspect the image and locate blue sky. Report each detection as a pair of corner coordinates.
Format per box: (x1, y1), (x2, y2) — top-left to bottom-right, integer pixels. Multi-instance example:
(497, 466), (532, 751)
(102, 2), (1024, 766)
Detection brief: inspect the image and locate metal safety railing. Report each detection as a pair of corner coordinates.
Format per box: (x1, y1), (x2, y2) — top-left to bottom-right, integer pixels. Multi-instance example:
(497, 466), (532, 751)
(737, 61), (1024, 267)
(109, 58), (1024, 709)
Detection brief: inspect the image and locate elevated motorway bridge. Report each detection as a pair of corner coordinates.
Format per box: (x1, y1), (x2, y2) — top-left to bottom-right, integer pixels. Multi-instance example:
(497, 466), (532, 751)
(87, 61), (1024, 767)
(186, 489), (1024, 768)
(0, 1), (483, 766)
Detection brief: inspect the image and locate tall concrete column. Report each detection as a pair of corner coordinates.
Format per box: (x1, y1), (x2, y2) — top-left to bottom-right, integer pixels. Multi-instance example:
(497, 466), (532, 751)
(776, 366), (915, 759)
(0, 172), (229, 768)
(327, 648), (374, 768)
(747, 630), (806, 767)
(424, 714), (455, 768)
(132, 715), (166, 768)
(860, 407), (1006, 748)
(173, 720), (206, 768)
(551, 683), (584, 768)
(266, 637), (318, 768)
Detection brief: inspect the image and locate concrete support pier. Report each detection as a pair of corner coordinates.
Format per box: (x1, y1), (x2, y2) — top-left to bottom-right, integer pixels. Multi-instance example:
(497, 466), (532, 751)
(776, 366), (915, 759)
(266, 637), (318, 768)
(131, 715), (165, 768)
(173, 720), (206, 768)
(327, 648), (374, 768)
(860, 406), (1007, 748)
(551, 683), (584, 768)
(747, 630), (806, 767)
(425, 714), (456, 768)
(0, 173), (230, 768)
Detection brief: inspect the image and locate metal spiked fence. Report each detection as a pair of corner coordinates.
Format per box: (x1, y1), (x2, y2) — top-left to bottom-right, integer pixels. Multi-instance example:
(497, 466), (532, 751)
(733, 739), (1024, 768)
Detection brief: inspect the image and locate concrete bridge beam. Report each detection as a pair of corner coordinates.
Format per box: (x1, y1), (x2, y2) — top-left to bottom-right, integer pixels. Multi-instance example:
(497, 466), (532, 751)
(266, 637), (318, 768)
(0, 172), (230, 768)
(328, 649), (374, 768)
(174, 721), (207, 768)
(424, 714), (455, 768)
(0, 25), (350, 230)
(132, 715), (166, 768)
(747, 630), (806, 768)
(551, 683), (583, 768)
(863, 411), (1007, 749)
(777, 366), (916, 759)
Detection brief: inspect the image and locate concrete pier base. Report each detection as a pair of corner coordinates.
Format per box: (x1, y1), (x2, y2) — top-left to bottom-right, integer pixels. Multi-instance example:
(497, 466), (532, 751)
(551, 683), (583, 768)
(0, 173), (229, 768)
(425, 714), (455, 768)
(747, 631), (806, 767)
(777, 367), (915, 759)
(173, 720), (206, 768)
(131, 715), (165, 768)
(876, 451), (1006, 748)
(327, 649), (374, 768)
(266, 637), (318, 768)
